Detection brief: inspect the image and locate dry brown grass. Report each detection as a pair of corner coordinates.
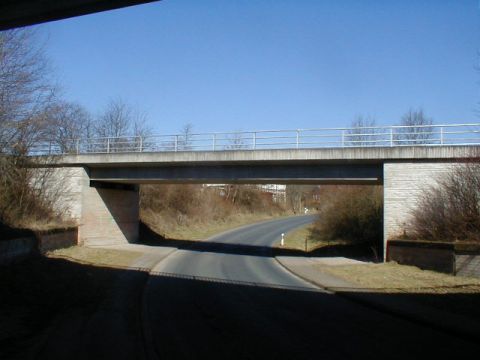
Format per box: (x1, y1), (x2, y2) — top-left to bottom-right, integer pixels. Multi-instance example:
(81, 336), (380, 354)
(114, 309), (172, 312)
(48, 246), (143, 268)
(318, 262), (480, 294)
(140, 184), (289, 240)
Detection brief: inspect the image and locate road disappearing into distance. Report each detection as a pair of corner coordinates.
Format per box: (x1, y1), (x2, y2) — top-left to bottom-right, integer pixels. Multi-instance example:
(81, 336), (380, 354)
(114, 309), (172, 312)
(143, 215), (479, 359)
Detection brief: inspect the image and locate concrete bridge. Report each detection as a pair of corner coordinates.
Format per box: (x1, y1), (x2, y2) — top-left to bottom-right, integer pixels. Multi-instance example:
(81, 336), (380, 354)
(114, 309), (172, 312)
(43, 144), (478, 259)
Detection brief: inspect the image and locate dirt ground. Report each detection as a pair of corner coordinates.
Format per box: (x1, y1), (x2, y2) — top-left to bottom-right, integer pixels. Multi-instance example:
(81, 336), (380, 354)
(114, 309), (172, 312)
(318, 261), (480, 294)
(0, 246), (146, 359)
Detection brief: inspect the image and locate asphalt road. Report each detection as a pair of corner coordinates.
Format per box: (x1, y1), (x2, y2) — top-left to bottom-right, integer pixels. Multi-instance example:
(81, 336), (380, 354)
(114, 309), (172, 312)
(144, 215), (480, 359)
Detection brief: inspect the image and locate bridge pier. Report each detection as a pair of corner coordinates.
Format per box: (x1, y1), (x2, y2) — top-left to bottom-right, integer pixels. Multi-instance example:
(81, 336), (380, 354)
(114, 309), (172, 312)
(80, 181), (139, 246)
(51, 167), (139, 246)
(383, 161), (456, 259)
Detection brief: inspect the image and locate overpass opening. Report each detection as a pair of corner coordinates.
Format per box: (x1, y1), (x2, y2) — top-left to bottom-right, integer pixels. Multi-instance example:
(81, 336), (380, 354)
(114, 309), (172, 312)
(137, 182), (383, 262)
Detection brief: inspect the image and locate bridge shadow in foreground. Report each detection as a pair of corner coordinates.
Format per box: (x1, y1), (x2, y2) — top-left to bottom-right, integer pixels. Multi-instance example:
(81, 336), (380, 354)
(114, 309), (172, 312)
(1, 255), (479, 360)
(139, 222), (380, 262)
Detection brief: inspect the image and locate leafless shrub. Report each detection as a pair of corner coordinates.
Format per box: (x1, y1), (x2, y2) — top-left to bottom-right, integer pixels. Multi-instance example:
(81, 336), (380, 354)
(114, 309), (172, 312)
(409, 162), (480, 242)
(0, 155), (66, 228)
(0, 28), (69, 229)
(140, 183), (286, 235)
(311, 185), (383, 245)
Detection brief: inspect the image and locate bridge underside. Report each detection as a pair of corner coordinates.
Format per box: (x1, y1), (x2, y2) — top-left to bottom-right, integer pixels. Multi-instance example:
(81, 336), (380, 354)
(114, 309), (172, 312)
(88, 163), (383, 185)
(0, 0), (159, 30)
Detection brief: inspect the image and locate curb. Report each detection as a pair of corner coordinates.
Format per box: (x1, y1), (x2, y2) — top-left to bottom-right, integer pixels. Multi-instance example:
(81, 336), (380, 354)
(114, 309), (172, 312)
(274, 256), (480, 344)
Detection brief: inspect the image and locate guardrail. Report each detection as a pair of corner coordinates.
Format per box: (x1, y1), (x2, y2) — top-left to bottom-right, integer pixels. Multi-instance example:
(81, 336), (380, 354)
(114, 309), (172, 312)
(25, 123), (480, 155)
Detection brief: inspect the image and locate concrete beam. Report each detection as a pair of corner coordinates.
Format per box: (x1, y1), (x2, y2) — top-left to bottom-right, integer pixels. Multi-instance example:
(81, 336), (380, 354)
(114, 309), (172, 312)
(52, 146), (479, 167)
(89, 163), (383, 184)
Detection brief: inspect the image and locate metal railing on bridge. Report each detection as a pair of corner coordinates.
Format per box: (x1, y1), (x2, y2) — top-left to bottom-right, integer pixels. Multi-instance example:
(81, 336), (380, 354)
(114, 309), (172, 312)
(26, 123), (480, 155)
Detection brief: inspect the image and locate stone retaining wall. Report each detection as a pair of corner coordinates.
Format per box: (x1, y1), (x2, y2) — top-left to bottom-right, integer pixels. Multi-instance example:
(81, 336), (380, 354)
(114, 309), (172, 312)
(0, 237), (37, 265)
(387, 240), (480, 278)
(0, 228), (78, 264)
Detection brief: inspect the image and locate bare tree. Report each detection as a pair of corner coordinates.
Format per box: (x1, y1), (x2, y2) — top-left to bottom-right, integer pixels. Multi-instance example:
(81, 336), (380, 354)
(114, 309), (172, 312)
(226, 131), (248, 150)
(0, 29), (67, 227)
(0, 29), (56, 155)
(345, 115), (378, 147)
(45, 101), (92, 153)
(94, 98), (150, 152)
(395, 108), (434, 145)
(178, 123), (194, 151)
(286, 185), (306, 214)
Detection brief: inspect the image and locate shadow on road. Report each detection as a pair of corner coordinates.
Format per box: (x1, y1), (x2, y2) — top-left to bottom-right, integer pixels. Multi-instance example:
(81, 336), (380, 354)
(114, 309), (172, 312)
(139, 222), (378, 261)
(1, 255), (480, 360)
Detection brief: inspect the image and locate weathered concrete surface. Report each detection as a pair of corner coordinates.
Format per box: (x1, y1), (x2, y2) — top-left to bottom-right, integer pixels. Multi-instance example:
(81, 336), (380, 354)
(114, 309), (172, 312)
(383, 162), (457, 250)
(457, 255), (480, 278)
(387, 240), (456, 274)
(46, 166), (139, 246)
(52, 145), (479, 166)
(37, 229), (78, 252)
(33, 166), (88, 221)
(79, 185), (139, 246)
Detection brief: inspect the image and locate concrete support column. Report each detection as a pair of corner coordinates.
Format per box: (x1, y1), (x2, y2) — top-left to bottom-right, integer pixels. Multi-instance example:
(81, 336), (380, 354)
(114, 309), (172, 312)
(44, 166), (139, 246)
(383, 162), (456, 259)
(79, 182), (139, 246)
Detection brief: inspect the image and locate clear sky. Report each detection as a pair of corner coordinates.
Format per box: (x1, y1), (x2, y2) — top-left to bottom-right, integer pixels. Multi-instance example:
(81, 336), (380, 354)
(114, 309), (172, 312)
(36, 0), (480, 134)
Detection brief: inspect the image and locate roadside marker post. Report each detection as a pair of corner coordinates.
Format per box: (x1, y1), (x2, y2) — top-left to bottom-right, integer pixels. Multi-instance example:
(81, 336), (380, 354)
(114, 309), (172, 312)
(281, 233), (285, 247)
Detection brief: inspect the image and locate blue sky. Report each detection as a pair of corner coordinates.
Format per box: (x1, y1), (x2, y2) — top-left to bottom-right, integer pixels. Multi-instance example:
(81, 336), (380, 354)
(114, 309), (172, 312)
(37, 0), (480, 134)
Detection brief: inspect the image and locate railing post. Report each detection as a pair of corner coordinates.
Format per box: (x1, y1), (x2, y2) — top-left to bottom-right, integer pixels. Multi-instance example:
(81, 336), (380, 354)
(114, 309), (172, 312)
(390, 128), (394, 147)
(138, 136), (143, 152)
(341, 130), (345, 147)
(296, 130), (300, 149)
(253, 132), (256, 150)
(174, 135), (178, 152)
(76, 139), (80, 154)
(212, 134), (216, 151)
(440, 127), (444, 145)
(107, 138), (110, 153)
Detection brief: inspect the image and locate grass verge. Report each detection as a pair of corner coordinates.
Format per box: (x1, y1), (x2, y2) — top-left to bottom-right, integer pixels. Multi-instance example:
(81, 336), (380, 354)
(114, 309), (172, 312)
(277, 223), (350, 251)
(144, 213), (290, 241)
(318, 262), (480, 294)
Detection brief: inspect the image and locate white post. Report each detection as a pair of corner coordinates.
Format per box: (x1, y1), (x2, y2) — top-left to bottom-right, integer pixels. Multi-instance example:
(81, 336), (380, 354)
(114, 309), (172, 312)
(253, 132), (256, 150)
(76, 139), (80, 154)
(341, 130), (345, 147)
(107, 138), (110, 153)
(390, 128), (394, 147)
(174, 135), (178, 152)
(281, 233), (285, 247)
(440, 127), (444, 145)
(212, 134), (216, 151)
(296, 130), (300, 149)
(139, 136), (143, 152)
